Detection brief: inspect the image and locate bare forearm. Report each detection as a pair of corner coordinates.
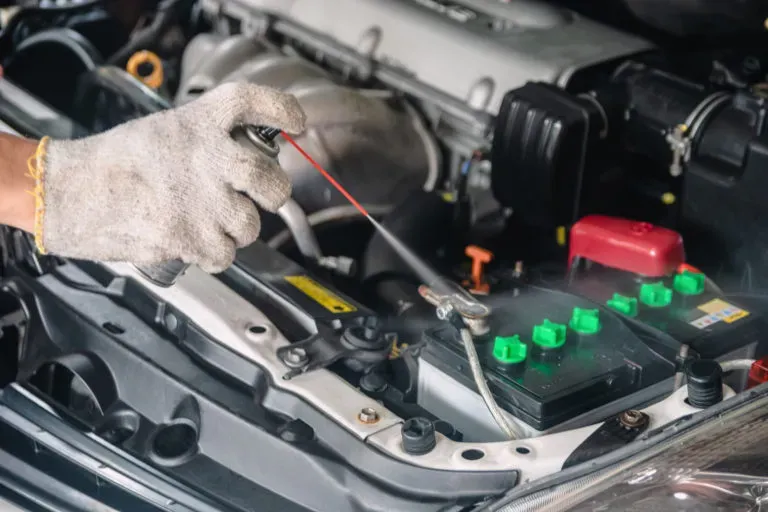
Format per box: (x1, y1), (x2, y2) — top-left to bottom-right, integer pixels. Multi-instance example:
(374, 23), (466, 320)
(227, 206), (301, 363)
(0, 133), (37, 232)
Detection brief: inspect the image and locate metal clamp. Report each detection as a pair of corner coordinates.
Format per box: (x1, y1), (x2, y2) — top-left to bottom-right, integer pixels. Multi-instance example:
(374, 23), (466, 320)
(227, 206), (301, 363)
(665, 91), (732, 177)
(665, 124), (691, 178)
(418, 280), (491, 336)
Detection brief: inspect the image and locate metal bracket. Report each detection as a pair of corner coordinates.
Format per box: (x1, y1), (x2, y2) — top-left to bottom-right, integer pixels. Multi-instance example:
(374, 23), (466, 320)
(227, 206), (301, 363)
(561, 409), (649, 469)
(275, 332), (345, 380)
(275, 322), (394, 380)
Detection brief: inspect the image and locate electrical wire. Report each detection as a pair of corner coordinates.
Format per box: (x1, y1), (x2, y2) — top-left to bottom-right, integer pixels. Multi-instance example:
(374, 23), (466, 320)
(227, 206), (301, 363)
(673, 343), (690, 391)
(401, 100), (441, 191)
(460, 327), (526, 439)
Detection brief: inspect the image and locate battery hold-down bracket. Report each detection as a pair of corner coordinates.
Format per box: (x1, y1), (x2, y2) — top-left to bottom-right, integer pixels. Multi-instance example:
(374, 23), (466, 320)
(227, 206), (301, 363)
(276, 317), (394, 380)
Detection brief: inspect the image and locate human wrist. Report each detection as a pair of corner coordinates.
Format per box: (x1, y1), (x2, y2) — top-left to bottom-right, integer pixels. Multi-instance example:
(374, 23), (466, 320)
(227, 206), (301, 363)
(0, 133), (39, 233)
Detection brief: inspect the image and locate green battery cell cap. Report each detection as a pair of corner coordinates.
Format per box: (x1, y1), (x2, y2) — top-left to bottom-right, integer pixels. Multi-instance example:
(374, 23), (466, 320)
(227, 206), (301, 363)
(639, 282), (673, 308)
(532, 319), (567, 349)
(606, 293), (638, 317)
(569, 308), (601, 334)
(673, 270), (706, 295)
(492, 335), (527, 364)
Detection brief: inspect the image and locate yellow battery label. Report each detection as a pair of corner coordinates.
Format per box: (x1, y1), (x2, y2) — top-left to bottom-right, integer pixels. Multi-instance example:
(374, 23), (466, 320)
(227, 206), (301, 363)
(691, 298), (750, 329)
(284, 275), (357, 314)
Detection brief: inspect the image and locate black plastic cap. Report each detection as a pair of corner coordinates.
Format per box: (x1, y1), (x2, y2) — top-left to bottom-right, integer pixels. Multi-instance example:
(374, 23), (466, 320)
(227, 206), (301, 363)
(401, 417), (437, 455)
(686, 359), (723, 408)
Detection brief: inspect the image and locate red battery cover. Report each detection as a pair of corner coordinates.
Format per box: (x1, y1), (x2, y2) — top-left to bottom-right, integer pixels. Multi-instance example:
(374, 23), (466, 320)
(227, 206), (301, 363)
(569, 215), (685, 277)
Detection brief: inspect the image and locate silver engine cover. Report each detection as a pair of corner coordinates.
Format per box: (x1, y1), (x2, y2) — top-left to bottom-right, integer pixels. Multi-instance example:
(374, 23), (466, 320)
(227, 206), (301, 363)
(200, 0), (653, 116)
(176, 34), (435, 229)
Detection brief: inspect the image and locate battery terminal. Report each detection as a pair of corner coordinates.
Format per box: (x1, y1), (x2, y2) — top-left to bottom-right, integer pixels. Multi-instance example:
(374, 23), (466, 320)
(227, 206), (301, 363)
(569, 308), (601, 334)
(492, 335), (527, 364)
(532, 319), (567, 349)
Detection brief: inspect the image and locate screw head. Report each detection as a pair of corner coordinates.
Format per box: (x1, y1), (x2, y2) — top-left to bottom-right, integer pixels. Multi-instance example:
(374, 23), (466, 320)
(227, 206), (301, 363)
(283, 347), (309, 368)
(357, 407), (379, 424)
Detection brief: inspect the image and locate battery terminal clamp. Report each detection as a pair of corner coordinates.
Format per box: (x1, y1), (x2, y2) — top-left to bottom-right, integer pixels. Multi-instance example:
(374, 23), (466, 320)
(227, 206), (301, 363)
(419, 280), (491, 336)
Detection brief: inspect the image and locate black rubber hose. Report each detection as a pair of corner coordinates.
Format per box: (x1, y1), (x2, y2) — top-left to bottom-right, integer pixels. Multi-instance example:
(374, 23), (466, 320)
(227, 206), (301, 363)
(2, 28), (103, 116)
(5, 27), (102, 71)
(0, 1), (103, 59)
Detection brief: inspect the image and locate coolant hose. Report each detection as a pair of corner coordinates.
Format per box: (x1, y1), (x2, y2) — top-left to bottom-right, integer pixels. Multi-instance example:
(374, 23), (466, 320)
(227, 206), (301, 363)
(266, 204), (393, 250)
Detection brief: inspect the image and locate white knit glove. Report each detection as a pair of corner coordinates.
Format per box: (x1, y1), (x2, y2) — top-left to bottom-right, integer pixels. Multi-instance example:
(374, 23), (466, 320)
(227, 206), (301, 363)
(30, 82), (306, 273)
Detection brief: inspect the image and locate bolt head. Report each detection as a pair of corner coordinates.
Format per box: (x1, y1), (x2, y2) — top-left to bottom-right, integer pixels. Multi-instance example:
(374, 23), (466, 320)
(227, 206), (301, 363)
(283, 347), (309, 368)
(357, 407), (379, 424)
(619, 409), (648, 429)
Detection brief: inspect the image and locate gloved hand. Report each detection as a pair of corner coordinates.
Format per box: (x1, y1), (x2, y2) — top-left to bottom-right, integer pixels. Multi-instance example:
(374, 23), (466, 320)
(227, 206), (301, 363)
(29, 82), (306, 273)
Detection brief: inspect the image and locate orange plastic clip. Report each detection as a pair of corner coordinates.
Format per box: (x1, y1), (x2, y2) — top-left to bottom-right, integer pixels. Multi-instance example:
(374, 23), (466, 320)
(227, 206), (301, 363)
(464, 245), (493, 295)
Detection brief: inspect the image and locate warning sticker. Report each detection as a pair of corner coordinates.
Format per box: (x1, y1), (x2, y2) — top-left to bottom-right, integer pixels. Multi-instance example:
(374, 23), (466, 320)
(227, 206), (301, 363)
(284, 275), (357, 314)
(690, 299), (749, 329)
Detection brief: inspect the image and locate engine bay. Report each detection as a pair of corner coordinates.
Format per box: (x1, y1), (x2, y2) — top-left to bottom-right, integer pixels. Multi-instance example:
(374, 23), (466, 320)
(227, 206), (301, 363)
(1, 1), (768, 511)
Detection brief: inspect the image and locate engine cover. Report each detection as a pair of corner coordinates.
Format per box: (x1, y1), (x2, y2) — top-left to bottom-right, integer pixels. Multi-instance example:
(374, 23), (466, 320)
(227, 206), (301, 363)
(201, 0), (653, 115)
(175, 33), (433, 240)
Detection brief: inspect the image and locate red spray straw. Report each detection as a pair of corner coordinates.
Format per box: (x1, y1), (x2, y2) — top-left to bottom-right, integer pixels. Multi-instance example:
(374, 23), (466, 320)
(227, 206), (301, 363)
(280, 131), (370, 217)
(281, 132), (451, 294)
